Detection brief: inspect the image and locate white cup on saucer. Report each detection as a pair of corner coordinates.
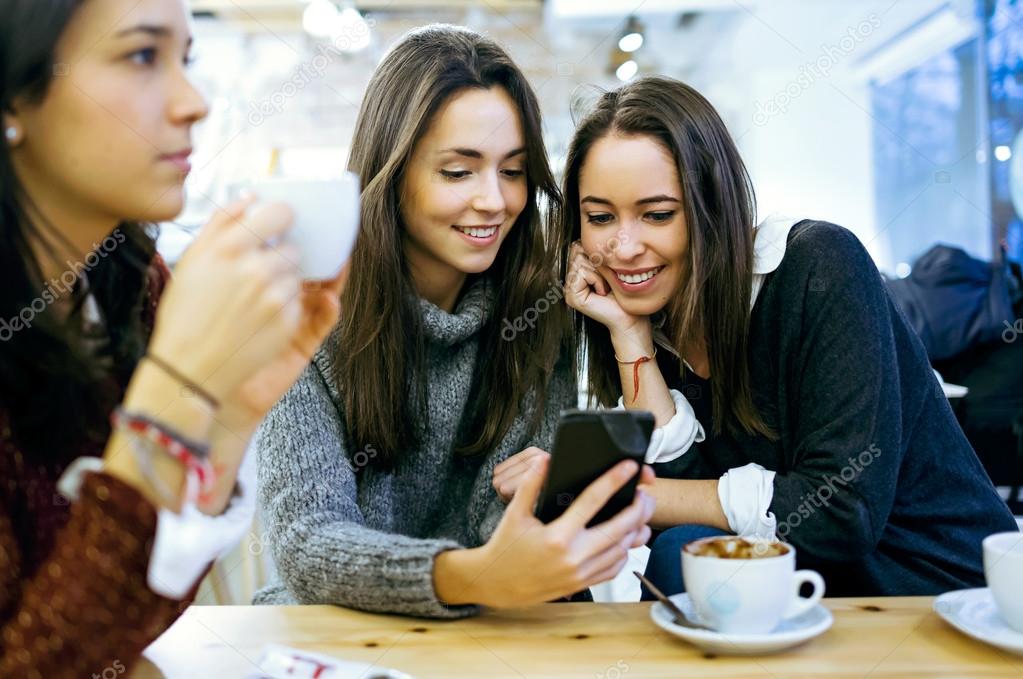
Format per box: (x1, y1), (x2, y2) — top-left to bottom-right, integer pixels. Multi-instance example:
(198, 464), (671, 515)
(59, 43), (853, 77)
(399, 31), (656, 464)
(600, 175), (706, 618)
(682, 536), (826, 635)
(984, 531), (1023, 633)
(240, 173), (360, 281)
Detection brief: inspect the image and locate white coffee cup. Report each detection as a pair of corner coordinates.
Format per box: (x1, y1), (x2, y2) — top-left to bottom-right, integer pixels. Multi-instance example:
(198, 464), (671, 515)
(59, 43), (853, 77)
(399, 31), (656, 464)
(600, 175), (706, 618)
(682, 536), (825, 634)
(241, 173), (360, 280)
(984, 531), (1023, 633)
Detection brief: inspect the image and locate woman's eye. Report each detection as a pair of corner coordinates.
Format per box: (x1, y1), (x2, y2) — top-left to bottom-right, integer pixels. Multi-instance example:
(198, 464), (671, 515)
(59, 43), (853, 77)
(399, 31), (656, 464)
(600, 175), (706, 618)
(586, 213), (614, 225)
(128, 47), (158, 66)
(647, 211), (675, 222)
(501, 168), (525, 178)
(440, 170), (471, 180)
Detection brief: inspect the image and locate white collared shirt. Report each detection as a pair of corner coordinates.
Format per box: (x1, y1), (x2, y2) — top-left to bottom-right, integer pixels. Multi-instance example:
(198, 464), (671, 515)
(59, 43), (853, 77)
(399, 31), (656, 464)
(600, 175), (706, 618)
(618, 215), (805, 540)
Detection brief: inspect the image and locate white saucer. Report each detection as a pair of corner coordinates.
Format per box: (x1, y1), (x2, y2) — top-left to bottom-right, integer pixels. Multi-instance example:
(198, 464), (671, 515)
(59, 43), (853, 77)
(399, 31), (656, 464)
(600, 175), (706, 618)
(934, 588), (1023, 655)
(650, 593), (833, 656)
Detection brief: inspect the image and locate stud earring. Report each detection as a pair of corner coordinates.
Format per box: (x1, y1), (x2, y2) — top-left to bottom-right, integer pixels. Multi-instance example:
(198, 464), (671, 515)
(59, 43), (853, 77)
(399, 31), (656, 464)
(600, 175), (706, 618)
(5, 127), (17, 142)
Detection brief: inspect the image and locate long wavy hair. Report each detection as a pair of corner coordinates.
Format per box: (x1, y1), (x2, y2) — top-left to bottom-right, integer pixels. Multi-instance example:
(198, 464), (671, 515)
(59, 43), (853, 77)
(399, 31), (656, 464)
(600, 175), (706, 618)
(0, 0), (158, 464)
(559, 76), (773, 440)
(337, 24), (566, 467)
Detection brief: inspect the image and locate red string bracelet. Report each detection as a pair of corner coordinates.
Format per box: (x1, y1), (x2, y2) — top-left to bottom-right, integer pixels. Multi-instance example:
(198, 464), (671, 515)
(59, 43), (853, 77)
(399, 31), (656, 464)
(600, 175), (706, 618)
(615, 348), (658, 403)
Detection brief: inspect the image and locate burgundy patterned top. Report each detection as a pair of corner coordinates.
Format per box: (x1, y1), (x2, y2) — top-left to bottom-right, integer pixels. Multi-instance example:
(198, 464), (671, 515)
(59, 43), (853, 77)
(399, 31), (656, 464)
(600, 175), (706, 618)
(0, 254), (197, 678)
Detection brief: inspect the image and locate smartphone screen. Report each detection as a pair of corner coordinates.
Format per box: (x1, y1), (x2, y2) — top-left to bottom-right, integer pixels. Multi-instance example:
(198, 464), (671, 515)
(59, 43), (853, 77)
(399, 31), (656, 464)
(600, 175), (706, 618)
(535, 410), (654, 527)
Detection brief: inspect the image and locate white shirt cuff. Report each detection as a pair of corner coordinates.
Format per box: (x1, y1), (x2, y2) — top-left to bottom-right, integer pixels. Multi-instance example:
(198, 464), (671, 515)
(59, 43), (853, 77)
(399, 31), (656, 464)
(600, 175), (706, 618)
(616, 388), (705, 464)
(717, 463), (778, 539)
(56, 448), (257, 601)
(148, 445), (257, 599)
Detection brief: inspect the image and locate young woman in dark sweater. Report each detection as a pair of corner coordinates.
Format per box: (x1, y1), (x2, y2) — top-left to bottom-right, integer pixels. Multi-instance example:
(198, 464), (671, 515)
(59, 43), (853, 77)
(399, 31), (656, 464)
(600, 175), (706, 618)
(499, 75), (1018, 598)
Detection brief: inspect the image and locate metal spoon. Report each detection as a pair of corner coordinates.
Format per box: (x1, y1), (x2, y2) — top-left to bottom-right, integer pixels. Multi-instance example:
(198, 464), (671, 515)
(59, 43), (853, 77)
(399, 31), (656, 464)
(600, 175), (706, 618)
(633, 571), (709, 630)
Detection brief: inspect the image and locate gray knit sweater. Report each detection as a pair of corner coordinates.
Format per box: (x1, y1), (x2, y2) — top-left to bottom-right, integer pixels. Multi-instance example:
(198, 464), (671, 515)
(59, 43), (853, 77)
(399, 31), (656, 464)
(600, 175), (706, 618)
(253, 279), (576, 618)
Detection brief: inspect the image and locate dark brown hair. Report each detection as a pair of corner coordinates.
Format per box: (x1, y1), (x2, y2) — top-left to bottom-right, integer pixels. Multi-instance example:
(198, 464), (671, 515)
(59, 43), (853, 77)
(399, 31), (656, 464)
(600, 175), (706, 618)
(559, 75), (773, 440)
(337, 24), (566, 467)
(0, 0), (157, 463)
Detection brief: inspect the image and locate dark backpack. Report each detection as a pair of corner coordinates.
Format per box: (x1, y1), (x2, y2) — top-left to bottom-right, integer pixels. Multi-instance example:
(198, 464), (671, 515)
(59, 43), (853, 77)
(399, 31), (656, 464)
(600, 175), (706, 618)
(887, 245), (1023, 510)
(886, 244), (1020, 361)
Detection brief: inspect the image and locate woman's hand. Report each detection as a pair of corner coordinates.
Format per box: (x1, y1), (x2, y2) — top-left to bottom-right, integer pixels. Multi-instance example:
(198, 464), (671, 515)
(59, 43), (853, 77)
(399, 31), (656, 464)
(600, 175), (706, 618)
(493, 447), (656, 504)
(215, 273), (346, 433)
(109, 196), (347, 512)
(147, 196), (313, 402)
(201, 270), (347, 514)
(564, 241), (649, 342)
(492, 447), (549, 503)
(154, 195), (348, 424)
(438, 457), (656, 608)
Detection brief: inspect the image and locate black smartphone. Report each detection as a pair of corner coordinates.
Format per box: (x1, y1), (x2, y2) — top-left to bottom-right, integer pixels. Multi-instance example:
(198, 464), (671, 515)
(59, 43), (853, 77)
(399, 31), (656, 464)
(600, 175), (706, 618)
(535, 410), (655, 527)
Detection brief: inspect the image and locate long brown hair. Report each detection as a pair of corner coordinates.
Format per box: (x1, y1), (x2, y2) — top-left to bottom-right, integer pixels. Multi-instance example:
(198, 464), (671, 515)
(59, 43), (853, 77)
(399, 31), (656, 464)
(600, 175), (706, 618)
(338, 24), (565, 468)
(0, 0), (157, 464)
(559, 76), (773, 440)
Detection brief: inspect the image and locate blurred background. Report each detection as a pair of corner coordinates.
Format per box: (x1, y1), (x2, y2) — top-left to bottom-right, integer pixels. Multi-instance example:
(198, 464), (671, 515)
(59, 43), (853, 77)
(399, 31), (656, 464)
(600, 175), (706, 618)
(170, 0), (1023, 279)
(177, 0), (1023, 604)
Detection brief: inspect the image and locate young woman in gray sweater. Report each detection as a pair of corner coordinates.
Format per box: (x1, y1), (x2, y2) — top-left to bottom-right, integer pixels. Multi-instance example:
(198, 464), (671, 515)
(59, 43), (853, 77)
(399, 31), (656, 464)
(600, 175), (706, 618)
(254, 25), (655, 618)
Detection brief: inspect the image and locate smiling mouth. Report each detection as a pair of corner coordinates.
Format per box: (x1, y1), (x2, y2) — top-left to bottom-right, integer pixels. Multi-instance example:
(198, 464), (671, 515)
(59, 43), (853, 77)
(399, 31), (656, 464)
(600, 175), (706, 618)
(453, 225), (500, 239)
(614, 266), (665, 284)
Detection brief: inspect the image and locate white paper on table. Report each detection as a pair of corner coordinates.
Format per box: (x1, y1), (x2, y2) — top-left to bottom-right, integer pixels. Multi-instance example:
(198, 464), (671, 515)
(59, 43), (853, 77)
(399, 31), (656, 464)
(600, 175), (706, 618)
(243, 644), (414, 679)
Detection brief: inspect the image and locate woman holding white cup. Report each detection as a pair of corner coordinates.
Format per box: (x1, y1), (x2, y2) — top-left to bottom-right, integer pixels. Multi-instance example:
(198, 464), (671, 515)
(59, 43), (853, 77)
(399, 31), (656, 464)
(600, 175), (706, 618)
(0, 0), (346, 676)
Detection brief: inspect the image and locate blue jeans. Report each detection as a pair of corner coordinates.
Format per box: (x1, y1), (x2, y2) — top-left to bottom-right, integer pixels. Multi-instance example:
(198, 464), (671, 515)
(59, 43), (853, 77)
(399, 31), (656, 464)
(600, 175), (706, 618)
(640, 524), (729, 601)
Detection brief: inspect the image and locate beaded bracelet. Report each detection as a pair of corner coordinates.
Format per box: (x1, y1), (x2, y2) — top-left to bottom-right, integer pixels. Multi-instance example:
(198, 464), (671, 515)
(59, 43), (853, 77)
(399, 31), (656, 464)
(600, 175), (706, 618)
(111, 407), (216, 506)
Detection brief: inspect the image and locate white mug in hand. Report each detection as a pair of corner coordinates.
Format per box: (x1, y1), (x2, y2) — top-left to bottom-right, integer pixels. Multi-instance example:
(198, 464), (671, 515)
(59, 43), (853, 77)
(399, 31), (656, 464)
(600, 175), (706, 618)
(242, 173), (360, 280)
(984, 531), (1023, 633)
(682, 536), (825, 634)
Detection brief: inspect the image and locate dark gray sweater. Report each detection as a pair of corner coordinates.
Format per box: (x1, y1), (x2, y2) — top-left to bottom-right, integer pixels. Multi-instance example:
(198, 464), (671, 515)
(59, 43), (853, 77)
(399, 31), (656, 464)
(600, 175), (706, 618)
(656, 221), (1018, 596)
(254, 280), (577, 617)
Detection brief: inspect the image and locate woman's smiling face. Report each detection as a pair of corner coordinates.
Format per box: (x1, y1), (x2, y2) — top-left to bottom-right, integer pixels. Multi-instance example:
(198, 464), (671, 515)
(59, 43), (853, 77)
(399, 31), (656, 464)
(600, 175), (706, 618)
(578, 132), (689, 317)
(400, 86), (529, 282)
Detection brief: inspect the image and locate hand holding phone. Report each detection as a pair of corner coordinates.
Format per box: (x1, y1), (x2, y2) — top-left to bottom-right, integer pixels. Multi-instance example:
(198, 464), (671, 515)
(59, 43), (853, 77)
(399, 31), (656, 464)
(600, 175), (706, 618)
(535, 410), (655, 527)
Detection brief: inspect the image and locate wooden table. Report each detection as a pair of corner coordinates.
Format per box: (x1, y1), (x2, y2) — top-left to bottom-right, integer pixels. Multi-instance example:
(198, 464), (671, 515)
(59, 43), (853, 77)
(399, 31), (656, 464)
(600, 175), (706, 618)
(134, 597), (1023, 678)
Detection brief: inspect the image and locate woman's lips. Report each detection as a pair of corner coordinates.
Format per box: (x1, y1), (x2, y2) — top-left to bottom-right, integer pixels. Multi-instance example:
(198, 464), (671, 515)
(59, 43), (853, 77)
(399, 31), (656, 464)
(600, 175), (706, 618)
(452, 224), (500, 247)
(159, 149), (192, 174)
(611, 265), (665, 292)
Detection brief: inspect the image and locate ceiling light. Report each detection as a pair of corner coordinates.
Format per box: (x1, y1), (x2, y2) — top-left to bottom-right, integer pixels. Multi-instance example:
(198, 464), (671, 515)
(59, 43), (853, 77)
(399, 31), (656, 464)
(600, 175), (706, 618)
(618, 16), (644, 53)
(619, 32), (643, 52)
(616, 60), (638, 81)
(303, 0), (339, 38)
(330, 6), (371, 52)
